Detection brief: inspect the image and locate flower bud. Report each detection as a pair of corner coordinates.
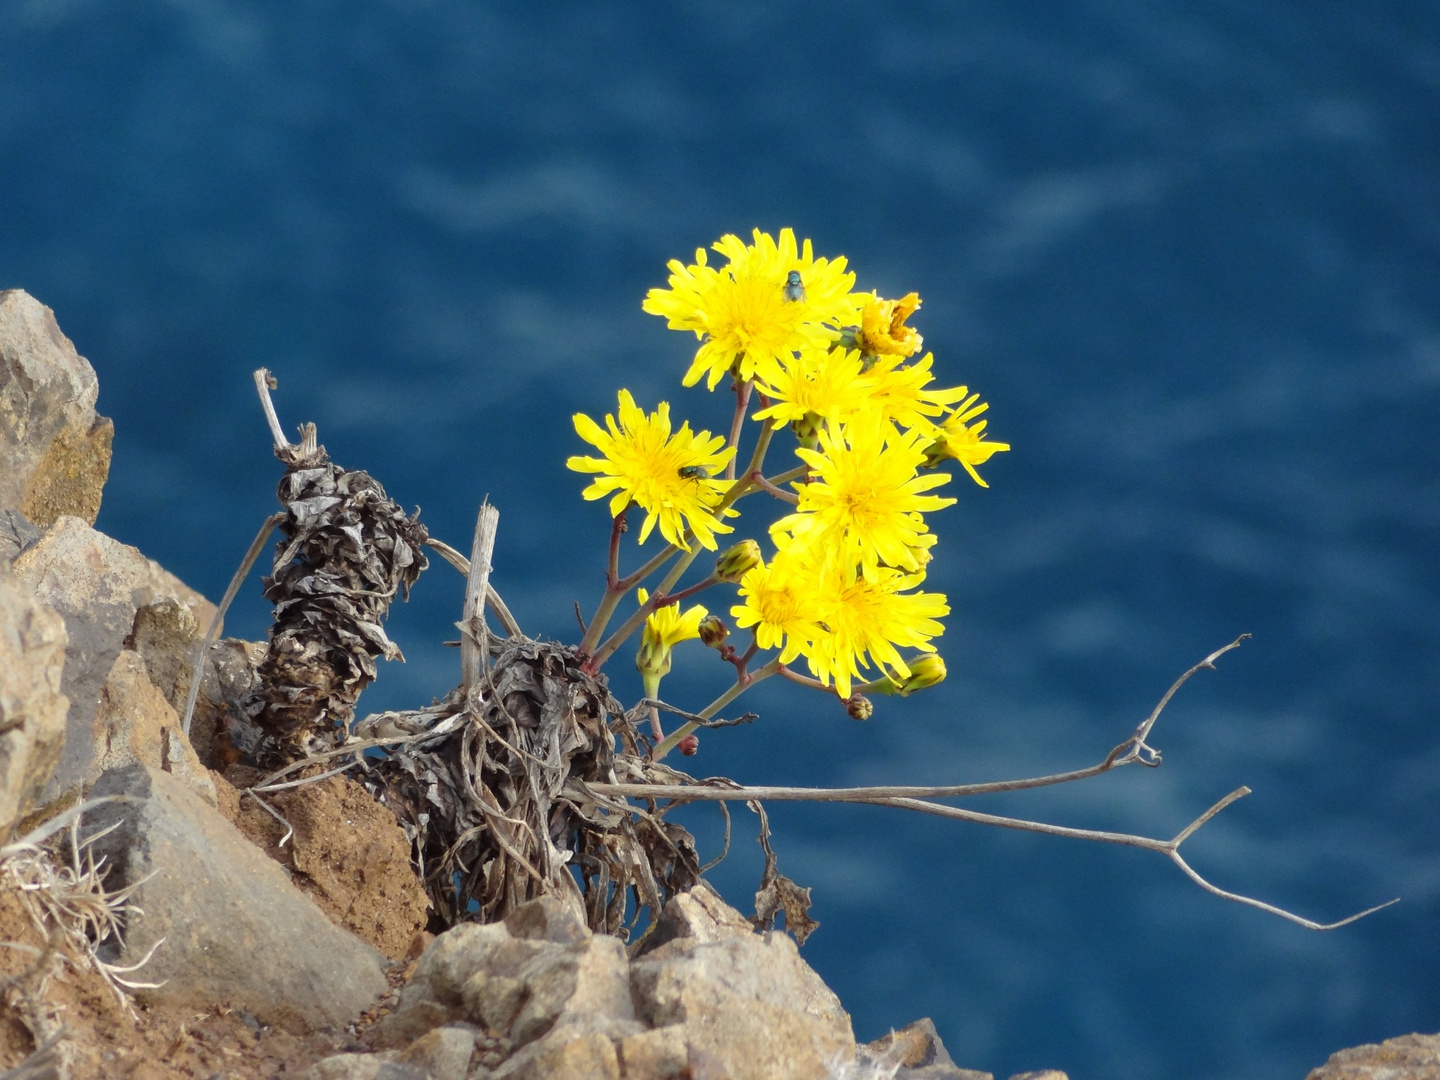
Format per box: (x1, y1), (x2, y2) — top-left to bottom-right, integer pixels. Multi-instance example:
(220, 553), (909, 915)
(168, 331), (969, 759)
(845, 694), (874, 721)
(895, 654), (947, 696)
(788, 412), (824, 447)
(715, 539), (763, 583)
(678, 734), (700, 755)
(698, 614), (730, 648)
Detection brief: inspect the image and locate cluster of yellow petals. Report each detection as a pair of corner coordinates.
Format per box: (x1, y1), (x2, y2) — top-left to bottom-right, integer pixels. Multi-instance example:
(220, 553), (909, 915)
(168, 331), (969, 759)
(571, 227), (1011, 705)
(858, 292), (924, 358)
(641, 228), (860, 391)
(566, 389), (734, 552)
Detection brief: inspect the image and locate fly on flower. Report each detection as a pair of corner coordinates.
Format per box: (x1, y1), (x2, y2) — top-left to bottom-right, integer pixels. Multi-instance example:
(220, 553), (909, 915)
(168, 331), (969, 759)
(567, 389), (735, 551)
(783, 270), (806, 303)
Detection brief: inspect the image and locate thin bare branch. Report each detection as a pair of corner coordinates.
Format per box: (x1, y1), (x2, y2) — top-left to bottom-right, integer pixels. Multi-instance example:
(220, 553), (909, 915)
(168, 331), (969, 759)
(181, 512), (284, 736)
(461, 502), (500, 689)
(424, 536), (523, 638)
(586, 636), (1393, 931)
(252, 368), (290, 449)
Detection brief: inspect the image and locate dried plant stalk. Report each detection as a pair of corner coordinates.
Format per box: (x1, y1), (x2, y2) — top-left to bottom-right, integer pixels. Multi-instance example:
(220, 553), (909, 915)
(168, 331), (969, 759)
(359, 635), (702, 935)
(244, 411), (429, 761)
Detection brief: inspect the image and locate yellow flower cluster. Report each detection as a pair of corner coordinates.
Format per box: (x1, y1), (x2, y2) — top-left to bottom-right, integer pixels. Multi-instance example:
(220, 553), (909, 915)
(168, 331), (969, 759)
(569, 228), (1010, 708)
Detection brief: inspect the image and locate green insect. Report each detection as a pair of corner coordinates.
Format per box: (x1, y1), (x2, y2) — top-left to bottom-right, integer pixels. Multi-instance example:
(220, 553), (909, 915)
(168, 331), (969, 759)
(677, 465), (711, 482)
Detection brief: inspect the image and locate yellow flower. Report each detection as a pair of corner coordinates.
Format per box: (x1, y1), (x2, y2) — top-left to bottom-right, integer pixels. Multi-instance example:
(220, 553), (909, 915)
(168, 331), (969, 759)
(865, 352), (973, 435)
(751, 347), (875, 430)
(922, 392), (1010, 487)
(857, 292), (924, 358)
(642, 228), (861, 391)
(803, 566), (949, 699)
(773, 413), (956, 580)
(635, 587), (709, 701)
(730, 549), (825, 666)
(567, 389), (735, 551)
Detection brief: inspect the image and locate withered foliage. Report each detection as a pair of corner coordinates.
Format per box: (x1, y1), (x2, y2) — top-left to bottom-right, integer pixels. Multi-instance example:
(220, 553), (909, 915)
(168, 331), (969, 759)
(245, 423), (428, 761)
(355, 635), (707, 937)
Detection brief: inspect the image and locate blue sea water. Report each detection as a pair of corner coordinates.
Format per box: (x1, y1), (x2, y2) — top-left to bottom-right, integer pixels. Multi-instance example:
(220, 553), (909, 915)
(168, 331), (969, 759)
(3, 3), (1438, 1077)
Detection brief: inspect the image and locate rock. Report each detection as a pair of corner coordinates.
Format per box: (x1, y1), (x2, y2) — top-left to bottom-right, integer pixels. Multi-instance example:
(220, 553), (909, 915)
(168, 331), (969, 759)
(0, 509), (41, 565)
(304, 1055), (429, 1080)
(82, 762), (388, 1032)
(92, 649), (216, 804)
(507, 935), (637, 1045)
(489, 1027), (620, 1080)
(394, 1024), (478, 1080)
(1304, 1032), (1440, 1079)
(0, 564), (68, 834)
(376, 921), (513, 1043)
(617, 1025), (690, 1080)
(0, 290), (113, 528)
(1006, 1072), (1067, 1080)
(632, 879), (756, 959)
(504, 893), (590, 946)
(10, 515), (216, 806)
(229, 770), (429, 960)
(631, 930), (855, 1080)
(864, 1018), (995, 1080)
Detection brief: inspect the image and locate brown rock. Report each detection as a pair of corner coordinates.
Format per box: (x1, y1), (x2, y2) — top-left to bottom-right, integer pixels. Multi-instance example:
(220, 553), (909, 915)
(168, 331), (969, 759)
(0, 564), (68, 834)
(618, 1025), (690, 1080)
(10, 515), (216, 806)
(1305, 1032), (1440, 1079)
(92, 649), (216, 804)
(229, 771), (430, 961)
(82, 762), (389, 1031)
(0, 290), (112, 527)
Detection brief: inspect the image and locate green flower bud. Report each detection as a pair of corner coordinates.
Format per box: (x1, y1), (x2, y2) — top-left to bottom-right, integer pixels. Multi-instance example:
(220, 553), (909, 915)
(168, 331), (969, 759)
(788, 411), (824, 449)
(895, 654), (946, 696)
(698, 614), (730, 648)
(715, 539), (763, 583)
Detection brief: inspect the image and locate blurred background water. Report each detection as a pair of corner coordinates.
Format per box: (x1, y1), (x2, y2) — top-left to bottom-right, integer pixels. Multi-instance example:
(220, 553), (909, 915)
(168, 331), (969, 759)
(3, 2), (1438, 1077)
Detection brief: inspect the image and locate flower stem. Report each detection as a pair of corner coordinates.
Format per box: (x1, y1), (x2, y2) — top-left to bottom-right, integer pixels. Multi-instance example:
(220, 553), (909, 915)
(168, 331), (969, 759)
(652, 657), (782, 760)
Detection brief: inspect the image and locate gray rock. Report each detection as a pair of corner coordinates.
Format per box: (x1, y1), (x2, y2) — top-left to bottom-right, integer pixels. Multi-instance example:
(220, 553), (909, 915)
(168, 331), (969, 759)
(1304, 1031), (1440, 1079)
(489, 1026), (621, 1080)
(394, 1024), (478, 1080)
(375, 920), (516, 1044)
(0, 290), (113, 528)
(82, 761), (388, 1031)
(509, 935), (635, 1046)
(10, 516), (215, 806)
(503, 893), (590, 945)
(631, 930), (854, 1080)
(0, 564), (68, 834)
(632, 879), (756, 959)
(865, 1018), (994, 1080)
(304, 1054), (430, 1080)
(0, 509), (41, 565)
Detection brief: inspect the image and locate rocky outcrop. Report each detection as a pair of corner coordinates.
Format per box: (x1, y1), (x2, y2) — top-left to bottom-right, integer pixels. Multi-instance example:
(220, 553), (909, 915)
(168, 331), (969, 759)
(1304, 1032), (1440, 1079)
(0, 563), (69, 834)
(83, 762), (390, 1032)
(9, 514), (217, 807)
(0, 289), (113, 528)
